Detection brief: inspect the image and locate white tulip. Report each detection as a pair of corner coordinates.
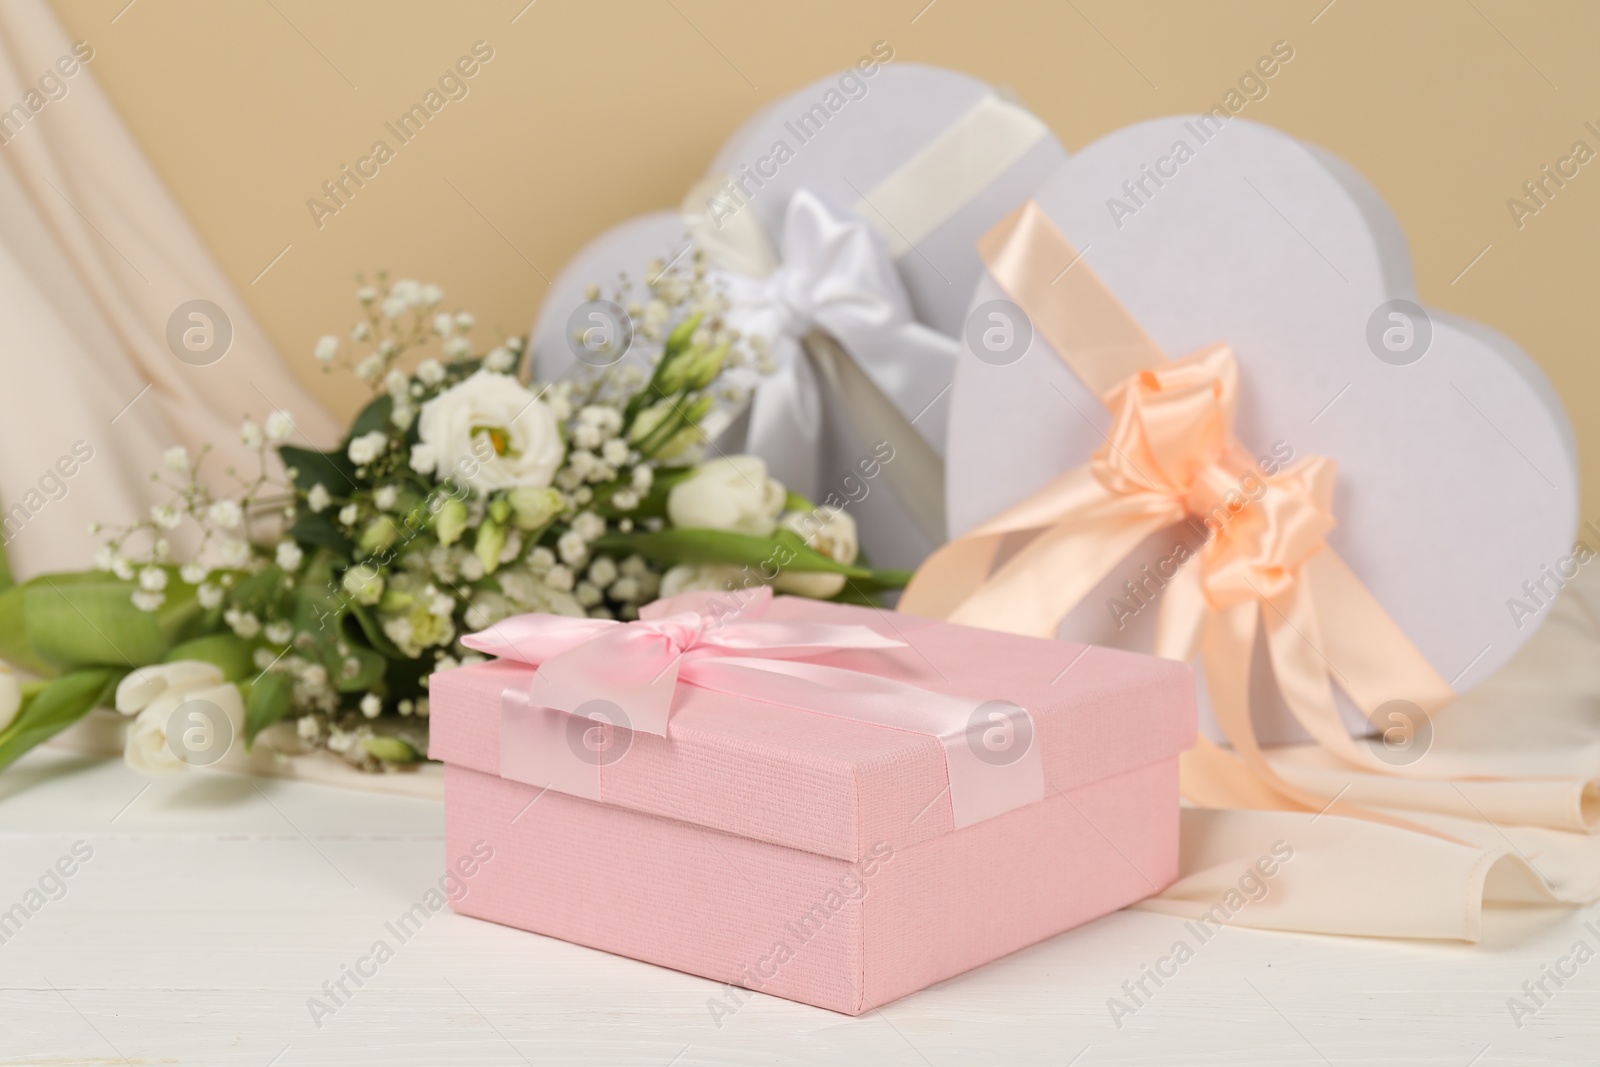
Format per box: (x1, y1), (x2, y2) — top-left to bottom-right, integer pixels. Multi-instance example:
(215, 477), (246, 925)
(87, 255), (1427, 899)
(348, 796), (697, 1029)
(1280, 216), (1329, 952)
(660, 563), (748, 599)
(417, 371), (563, 493)
(114, 660), (225, 715)
(773, 506), (859, 599)
(666, 456), (786, 537)
(124, 681), (245, 776)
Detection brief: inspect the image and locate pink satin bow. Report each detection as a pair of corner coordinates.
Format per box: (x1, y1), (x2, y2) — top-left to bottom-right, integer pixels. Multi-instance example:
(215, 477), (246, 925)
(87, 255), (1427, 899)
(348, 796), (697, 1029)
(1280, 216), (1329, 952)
(461, 587), (903, 737)
(460, 586), (1047, 828)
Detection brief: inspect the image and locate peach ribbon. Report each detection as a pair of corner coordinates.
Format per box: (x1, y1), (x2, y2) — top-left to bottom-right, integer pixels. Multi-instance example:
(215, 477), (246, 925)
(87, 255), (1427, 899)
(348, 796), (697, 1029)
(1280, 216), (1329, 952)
(901, 202), (1457, 823)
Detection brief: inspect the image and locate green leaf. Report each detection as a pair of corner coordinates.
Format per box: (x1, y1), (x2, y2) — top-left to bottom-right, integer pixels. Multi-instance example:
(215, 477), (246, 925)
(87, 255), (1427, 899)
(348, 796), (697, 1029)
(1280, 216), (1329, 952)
(0, 509), (13, 593)
(347, 394), (393, 441)
(0, 583), (51, 677)
(784, 491), (816, 513)
(332, 645), (386, 693)
(278, 444), (357, 496)
(23, 575), (200, 671)
(362, 735), (419, 763)
(593, 528), (872, 578)
(347, 601), (405, 660)
(164, 633), (257, 682)
(0, 668), (120, 773)
(286, 509), (353, 556)
(243, 670), (293, 747)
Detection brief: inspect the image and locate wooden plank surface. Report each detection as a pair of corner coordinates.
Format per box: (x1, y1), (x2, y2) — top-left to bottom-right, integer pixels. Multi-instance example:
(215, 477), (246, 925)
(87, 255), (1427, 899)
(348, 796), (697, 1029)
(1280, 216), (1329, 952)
(0, 748), (1594, 1066)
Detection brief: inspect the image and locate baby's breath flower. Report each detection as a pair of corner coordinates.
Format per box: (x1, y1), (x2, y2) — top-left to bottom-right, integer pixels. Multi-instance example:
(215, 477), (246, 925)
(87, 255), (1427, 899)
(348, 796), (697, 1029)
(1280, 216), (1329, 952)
(307, 484), (332, 512)
(131, 591), (165, 612)
(265, 410), (296, 442)
(276, 541), (303, 571)
(360, 693), (382, 719)
(138, 567), (167, 592)
(197, 582), (224, 609)
(416, 359), (445, 386)
(240, 420), (263, 448)
(544, 564), (575, 592)
(265, 620), (293, 645)
(315, 335), (339, 362)
(207, 500), (243, 529)
(162, 446), (189, 472)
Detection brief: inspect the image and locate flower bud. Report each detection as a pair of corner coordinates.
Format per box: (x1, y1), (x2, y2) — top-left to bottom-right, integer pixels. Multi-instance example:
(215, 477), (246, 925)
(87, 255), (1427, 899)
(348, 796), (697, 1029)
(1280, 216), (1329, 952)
(435, 498), (469, 546)
(475, 519), (507, 576)
(509, 485), (563, 530)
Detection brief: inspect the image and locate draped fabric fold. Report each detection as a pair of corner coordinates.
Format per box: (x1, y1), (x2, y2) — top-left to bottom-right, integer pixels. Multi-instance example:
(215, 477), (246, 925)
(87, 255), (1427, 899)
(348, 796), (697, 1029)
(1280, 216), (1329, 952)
(0, 0), (338, 580)
(910, 198), (1600, 938)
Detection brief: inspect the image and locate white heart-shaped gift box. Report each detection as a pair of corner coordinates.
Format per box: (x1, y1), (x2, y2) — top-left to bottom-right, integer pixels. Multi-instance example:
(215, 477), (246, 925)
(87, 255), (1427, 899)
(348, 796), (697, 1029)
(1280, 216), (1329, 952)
(945, 116), (1579, 745)
(531, 62), (1066, 570)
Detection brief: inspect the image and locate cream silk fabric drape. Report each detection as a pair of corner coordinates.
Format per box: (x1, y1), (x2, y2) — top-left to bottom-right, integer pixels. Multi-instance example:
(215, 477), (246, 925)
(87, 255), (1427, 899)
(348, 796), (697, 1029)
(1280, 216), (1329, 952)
(1145, 572), (1600, 941)
(0, 0), (338, 581)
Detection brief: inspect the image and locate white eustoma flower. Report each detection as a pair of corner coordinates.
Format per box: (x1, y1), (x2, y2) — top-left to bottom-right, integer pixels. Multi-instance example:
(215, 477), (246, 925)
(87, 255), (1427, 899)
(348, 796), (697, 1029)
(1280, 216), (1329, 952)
(666, 456), (786, 537)
(347, 431), (388, 466)
(773, 506), (859, 599)
(417, 371), (563, 493)
(265, 410), (296, 442)
(0, 666), (21, 732)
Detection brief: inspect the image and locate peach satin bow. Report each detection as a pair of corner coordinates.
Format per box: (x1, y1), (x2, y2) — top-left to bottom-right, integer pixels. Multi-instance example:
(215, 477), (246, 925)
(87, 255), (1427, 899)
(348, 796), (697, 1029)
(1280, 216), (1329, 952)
(901, 202), (1457, 824)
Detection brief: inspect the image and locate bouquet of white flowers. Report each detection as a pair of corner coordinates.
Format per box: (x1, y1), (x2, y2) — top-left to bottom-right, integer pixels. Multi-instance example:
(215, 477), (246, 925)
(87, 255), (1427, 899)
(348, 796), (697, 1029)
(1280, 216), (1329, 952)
(0, 256), (908, 778)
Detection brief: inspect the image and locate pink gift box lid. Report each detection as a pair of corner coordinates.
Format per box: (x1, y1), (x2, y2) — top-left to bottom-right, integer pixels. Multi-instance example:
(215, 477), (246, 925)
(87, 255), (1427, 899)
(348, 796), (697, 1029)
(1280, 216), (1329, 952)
(429, 597), (1195, 862)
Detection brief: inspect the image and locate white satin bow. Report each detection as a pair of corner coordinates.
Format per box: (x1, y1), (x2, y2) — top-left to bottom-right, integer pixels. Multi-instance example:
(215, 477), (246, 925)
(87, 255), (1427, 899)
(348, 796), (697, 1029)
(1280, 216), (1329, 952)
(684, 186), (956, 546)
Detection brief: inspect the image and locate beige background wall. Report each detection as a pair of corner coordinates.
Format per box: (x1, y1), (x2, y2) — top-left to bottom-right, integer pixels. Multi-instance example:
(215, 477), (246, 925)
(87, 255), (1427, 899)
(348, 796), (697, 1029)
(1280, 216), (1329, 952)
(51, 0), (1600, 512)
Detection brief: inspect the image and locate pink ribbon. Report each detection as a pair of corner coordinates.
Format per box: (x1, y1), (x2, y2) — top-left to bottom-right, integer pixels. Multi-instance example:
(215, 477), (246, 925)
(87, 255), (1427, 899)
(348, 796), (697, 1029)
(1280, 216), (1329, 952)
(459, 587), (1045, 829)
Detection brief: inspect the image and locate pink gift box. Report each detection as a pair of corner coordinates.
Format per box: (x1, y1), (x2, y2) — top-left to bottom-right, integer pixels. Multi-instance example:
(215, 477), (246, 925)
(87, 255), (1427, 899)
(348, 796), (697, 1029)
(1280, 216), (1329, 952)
(430, 596), (1195, 1015)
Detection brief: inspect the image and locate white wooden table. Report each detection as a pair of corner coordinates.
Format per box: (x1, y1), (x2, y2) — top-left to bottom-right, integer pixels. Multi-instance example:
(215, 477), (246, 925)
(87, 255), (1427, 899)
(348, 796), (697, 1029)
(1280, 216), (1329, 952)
(1, 747), (1594, 1066)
